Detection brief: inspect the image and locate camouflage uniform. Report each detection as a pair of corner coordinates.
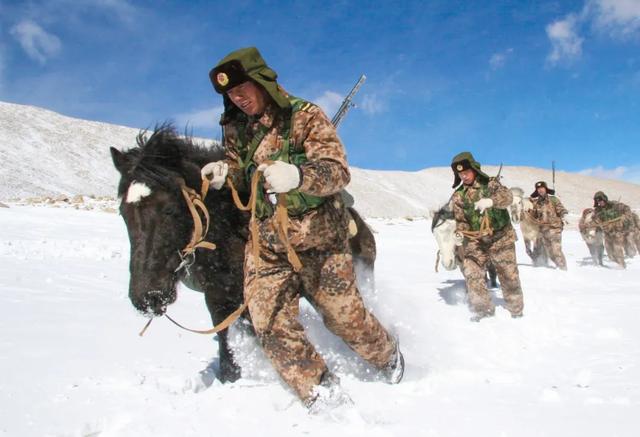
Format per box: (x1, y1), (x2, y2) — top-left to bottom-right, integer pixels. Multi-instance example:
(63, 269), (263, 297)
(210, 47), (397, 404)
(529, 192), (568, 270)
(450, 152), (524, 319)
(632, 212), (640, 254)
(593, 191), (635, 268)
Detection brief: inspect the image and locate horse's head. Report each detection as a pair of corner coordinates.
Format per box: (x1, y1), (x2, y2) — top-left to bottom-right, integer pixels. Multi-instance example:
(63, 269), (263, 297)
(580, 208), (600, 241)
(509, 187), (524, 224)
(431, 203), (458, 271)
(110, 126), (222, 316)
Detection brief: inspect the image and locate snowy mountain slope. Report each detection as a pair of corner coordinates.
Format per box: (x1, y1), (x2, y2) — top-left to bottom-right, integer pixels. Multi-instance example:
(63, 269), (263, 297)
(2, 100), (639, 216)
(1, 205), (639, 436)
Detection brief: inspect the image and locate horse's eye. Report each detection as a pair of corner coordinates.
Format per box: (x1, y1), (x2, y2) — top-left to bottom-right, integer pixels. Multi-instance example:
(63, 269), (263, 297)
(163, 205), (178, 216)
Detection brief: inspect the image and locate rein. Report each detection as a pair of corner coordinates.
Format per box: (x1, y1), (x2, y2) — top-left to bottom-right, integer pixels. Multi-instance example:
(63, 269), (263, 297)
(593, 215), (625, 230)
(139, 177), (239, 337)
(178, 178), (217, 258)
(225, 160), (303, 272)
(139, 166), (303, 338)
(459, 212), (494, 241)
(523, 210), (558, 227)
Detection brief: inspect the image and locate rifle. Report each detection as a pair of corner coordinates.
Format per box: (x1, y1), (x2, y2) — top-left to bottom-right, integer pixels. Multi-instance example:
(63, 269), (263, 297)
(331, 74), (366, 128)
(496, 162), (503, 180)
(552, 160), (556, 191)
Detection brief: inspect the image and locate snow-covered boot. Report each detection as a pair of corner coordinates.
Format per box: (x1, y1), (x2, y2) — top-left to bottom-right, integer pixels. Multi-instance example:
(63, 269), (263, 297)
(306, 372), (353, 415)
(381, 340), (405, 384)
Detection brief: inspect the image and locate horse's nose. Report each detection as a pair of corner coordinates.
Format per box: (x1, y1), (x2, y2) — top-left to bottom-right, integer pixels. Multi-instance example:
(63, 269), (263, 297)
(131, 289), (170, 316)
(443, 259), (457, 271)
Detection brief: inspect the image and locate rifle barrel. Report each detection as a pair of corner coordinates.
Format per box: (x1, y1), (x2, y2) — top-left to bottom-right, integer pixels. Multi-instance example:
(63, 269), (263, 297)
(331, 74), (366, 128)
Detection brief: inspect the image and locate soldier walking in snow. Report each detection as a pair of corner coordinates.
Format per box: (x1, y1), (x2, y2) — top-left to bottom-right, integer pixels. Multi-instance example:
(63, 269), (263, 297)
(201, 47), (403, 411)
(528, 181), (568, 270)
(592, 191), (636, 269)
(450, 152), (524, 321)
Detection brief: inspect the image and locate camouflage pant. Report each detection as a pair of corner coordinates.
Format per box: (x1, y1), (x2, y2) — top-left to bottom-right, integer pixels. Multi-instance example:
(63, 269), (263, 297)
(603, 230), (626, 268)
(462, 231), (524, 317)
(538, 227), (567, 270)
(624, 228), (640, 257)
(243, 239), (395, 402)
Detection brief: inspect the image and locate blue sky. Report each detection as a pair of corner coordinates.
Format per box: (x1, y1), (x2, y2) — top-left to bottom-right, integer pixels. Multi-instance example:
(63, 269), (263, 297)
(1, 0), (639, 183)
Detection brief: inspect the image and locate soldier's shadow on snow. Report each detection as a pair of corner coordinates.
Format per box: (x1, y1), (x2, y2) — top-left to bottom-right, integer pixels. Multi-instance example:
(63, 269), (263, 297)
(436, 279), (506, 308)
(436, 279), (467, 306)
(577, 257), (608, 268)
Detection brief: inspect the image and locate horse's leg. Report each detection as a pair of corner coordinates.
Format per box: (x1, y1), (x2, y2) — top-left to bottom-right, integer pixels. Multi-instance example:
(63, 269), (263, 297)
(597, 239), (605, 266)
(204, 285), (243, 383)
(524, 238), (534, 260)
(487, 262), (498, 288)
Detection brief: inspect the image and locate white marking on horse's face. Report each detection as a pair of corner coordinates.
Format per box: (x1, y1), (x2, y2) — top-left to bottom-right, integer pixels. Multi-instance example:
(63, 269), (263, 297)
(433, 219), (458, 270)
(126, 181), (152, 204)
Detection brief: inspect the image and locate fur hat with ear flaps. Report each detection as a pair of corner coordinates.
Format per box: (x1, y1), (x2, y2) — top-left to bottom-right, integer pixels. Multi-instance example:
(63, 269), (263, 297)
(593, 191), (609, 207)
(530, 181), (555, 198)
(209, 47), (290, 123)
(451, 151), (490, 188)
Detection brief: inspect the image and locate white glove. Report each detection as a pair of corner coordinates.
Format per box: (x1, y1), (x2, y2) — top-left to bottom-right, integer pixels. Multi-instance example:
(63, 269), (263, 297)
(201, 161), (228, 190)
(454, 232), (464, 246)
(474, 198), (493, 213)
(257, 161), (300, 193)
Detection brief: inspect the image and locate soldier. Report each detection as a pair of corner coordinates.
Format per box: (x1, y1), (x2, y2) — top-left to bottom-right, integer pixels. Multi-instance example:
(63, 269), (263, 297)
(592, 191), (636, 268)
(201, 47), (403, 411)
(528, 181), (568, 270)
(450, 152), (524, 321)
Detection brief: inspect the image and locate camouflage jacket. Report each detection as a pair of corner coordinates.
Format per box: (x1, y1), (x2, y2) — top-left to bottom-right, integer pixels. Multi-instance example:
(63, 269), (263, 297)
(222, 102), (351, 252)
(452, 178), (516, 244)
(530, 195), (567, 230)
(594, 201), (634, 233)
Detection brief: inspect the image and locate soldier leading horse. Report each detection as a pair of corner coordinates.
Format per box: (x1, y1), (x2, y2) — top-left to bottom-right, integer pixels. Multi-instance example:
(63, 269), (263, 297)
(111, 125), (376, 383)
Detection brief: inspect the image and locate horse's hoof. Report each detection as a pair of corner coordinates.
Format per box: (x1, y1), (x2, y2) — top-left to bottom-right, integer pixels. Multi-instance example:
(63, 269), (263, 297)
(218, 364), (241, 383)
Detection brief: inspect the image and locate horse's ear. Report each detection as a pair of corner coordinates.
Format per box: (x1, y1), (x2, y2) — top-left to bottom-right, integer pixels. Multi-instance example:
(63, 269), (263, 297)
(110, 147), (129, 174)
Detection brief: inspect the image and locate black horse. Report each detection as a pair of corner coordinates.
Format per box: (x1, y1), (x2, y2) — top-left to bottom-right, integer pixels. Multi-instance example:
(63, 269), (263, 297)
(110, 125), (376, 383)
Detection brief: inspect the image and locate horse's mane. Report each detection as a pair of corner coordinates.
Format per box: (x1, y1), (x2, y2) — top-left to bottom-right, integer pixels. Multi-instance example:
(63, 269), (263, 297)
(431, 201), (454, 231)
(117, 124), (225, 197)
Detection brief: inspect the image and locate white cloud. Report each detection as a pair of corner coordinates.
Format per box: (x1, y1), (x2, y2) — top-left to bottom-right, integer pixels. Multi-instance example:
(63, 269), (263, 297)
(546, 0), (640, 67)
(360, 94), (386, 115)
(579, 165), (640, 184)
(10, 20), (61, 64)
(314, 90), (344, 117)
(174, 106), (224, 130)
(489, 48), (514, 70)
(588, 0), (640, 38)
(546, 14), (584, 65)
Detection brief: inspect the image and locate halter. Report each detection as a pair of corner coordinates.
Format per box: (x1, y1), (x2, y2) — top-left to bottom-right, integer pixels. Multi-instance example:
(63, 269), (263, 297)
(140, 167), (303, 337)
(174, 178), (217, 274)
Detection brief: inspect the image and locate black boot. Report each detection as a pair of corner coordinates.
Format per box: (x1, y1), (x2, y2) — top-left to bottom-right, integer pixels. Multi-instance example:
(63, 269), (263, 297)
(381, 340), (405, 384)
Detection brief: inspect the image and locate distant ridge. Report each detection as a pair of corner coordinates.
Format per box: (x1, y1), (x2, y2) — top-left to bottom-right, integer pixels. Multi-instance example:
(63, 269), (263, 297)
(2, 100), (639, 217)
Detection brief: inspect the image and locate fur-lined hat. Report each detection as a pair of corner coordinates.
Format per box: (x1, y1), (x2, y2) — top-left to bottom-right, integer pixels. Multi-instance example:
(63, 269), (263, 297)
(593, 191), (608, 207)
(450, 151), (490, 188)
(530, 181), (555, 198)
(209, 47), (290, 122)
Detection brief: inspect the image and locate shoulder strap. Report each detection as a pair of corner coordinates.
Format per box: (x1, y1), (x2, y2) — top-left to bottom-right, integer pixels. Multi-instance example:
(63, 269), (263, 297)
(238, 124), (269, 168)
(279, 96), (315, 162)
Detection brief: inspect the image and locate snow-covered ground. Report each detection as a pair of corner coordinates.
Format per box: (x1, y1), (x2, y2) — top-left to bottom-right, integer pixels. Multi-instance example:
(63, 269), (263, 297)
(1, 204), (639, 436)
